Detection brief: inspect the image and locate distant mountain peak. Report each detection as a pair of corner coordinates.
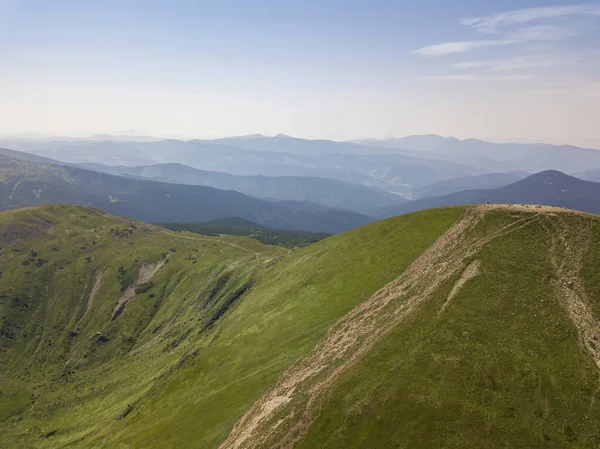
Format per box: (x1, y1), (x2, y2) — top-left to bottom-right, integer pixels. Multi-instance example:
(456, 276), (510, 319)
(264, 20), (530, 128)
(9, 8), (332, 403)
(231, 134), (270, 140)
(533, 169), (568, 176)
(378, 169), (600, 219)
(524, 170), (574, 181)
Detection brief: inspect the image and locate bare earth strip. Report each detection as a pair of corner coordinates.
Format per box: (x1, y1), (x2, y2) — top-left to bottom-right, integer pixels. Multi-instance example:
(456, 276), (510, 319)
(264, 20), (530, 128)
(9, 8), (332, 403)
(111, 259), (166, 318)
(219, 204), (570, 449)
(438, 259), (481, 318)
(75, 268), (109, 330)
(546, 215), (600, 369)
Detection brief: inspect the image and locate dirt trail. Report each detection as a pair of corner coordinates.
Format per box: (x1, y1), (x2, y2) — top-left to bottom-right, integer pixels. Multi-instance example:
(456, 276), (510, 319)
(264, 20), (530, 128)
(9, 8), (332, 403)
(438, 259), (481, 318)
(546, 216), (600, 369)
(111, 259), (166, 318)
(75, 268), (109, 329)
(159, 229), (264, 260)
(219, 204), (554, 449)
(262, 248), (293, 265)
(478, 204), (575, 214)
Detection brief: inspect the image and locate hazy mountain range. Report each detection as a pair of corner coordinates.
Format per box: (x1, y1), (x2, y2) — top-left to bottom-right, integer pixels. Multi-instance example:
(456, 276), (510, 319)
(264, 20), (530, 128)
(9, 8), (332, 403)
(3, 132), (600, 448)
(0, 137), (481, 197)
(0, 150), (371, 233)
(73, 162), (405, 215)
(354, 135), (600, 174)
(411, 171), (529, 199)
(378, 170), (600, 218)
(2, 134), (600, 233)
(576, 169), (600, 183)
(3, 134), (599, 198)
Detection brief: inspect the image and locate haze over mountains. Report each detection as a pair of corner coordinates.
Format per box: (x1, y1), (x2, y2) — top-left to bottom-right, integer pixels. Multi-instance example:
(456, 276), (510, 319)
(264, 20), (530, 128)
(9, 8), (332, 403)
(2, 132), (600, 449)
(2, 133), (600, 232)
(1, 136), (482, 197)
(355, 135), (600, 173)
(0, 150), (371, 233)
(411, 171), (529, 200)
(73, 162), (404, 216)
(378, 170), (600, 218)
(576, 170), (600, 183)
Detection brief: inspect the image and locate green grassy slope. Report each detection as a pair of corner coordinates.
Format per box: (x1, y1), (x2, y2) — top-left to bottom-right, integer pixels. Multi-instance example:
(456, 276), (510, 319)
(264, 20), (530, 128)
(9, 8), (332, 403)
(224, 206), (600, 449)
(296, 211), (600, 448)
(0, 205), (285, 447)
(0, 204), (462, 448)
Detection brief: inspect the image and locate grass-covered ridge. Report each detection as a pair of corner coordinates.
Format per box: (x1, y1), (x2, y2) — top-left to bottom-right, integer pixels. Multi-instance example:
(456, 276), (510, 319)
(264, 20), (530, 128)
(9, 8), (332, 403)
(3, 204), (600, 448)
(0, 204), (462, 448)
(220, 205), (600, 449)
(294, 210), (600, 448)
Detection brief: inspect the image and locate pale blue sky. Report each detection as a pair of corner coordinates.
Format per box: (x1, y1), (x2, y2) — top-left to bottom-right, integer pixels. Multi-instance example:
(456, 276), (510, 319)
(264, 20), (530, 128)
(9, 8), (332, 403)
(1, 0), (599, 146)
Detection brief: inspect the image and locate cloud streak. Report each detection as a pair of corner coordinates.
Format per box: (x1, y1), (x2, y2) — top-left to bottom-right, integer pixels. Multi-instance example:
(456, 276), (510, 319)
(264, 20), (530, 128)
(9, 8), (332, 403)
(460, 4), (600, 33)
(334, 93), (372, 98)
(505, 25), (577, 41)
(413, 4), (597, 57)
(452, 57), (562, 71)
(416, 74), (534, 82)
(413, 40), (516, 57)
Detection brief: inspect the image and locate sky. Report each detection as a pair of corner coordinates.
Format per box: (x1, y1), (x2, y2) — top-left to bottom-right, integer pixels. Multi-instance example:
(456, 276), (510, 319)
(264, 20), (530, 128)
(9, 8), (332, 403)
(1, 0), (600, 147)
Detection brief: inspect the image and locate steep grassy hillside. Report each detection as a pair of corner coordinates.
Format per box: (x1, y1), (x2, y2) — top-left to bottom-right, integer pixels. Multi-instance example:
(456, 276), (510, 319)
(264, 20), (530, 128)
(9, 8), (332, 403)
(290, 207), (600, 449)
(0, 204), (461, 448)
(0, 152), (371, 233)
(221, 205), (600, 449)
(2, 204), (600, 448)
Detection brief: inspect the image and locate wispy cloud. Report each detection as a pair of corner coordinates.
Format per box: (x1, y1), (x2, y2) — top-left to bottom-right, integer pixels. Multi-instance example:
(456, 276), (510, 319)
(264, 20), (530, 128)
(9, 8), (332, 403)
(413, 4), (597, 57)
(452, 56), (570, 71)
(334, 93), (372, 98)
(413, 25), (577, 57)
(413, 40), (515, 57)
(416, 74), (534, 82)
(460, 5), (600, 33)
(505, 25), (577, 41)
(413, 3), (600, 93)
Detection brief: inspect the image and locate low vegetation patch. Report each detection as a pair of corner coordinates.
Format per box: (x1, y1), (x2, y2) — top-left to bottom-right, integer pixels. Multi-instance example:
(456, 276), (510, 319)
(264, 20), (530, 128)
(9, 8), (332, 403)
(158, 218), (331, 247)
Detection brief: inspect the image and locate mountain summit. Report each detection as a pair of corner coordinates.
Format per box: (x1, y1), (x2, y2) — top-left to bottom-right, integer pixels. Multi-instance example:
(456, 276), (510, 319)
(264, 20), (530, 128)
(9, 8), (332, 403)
(378, 170), (600, 218)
